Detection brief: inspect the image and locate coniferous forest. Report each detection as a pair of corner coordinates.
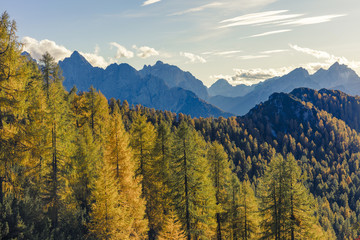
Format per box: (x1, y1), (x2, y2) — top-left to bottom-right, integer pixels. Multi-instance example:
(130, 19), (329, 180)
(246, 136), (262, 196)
(1, 12), (360, 240)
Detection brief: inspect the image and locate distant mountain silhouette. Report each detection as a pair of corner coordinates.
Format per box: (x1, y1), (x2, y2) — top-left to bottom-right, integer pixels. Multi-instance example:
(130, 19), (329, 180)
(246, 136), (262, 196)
(59, 51), (231, 118)
(209, 63), (360, 115)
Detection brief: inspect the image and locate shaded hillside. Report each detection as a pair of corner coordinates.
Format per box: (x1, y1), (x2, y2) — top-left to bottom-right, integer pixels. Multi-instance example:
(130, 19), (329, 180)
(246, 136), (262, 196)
(291, 88), (360, 131)
(184, 88), (360, 239)
(209, 63), (360, 116)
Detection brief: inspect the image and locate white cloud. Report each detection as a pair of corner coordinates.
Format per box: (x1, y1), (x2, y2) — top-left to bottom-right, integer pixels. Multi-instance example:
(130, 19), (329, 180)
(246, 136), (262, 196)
(220, 10), (302, 28)
(260, 49), (289, 54)
(180, 52), (206, 63)
(202, 50), (242, 56)
(281, 14), (346, 26)
(22, 36), (117, 68)
(219, 10), (345, 29)
(110, 42), (134, 59)
(170, 2), (223, 16)
(133, 45), (159, 58)
(142, 0), (161, 6)
(290, 44), (360, 72)
(80, 51), (113, 69)
(170, 0), (277, 16)
(220, 10), (288, 23)
(22, 36), (72, 62)
(211, 67), (292, 86)
(238, 55), (269, 60)
(290, 44), (347, 64)
(248, 29), (292, 38)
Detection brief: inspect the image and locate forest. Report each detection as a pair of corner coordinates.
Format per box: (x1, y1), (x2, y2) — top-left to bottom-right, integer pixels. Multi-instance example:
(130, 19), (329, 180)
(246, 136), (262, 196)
(1, 12), (360, 240)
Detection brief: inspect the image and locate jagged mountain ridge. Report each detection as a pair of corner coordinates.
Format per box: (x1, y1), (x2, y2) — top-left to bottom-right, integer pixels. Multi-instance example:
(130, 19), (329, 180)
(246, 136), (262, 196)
(209, 63), (360, 116)
(140, 61), (209, 100)
(208, 79), (255, 97)
(58, 51), (231, 118)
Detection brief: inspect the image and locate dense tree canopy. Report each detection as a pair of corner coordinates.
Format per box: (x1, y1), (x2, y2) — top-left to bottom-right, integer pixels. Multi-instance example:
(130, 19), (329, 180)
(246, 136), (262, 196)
(1, 12), (360, 240)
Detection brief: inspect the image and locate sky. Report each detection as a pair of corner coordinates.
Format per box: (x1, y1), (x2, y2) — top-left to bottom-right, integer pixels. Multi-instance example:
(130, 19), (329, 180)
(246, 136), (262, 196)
(1, 0), (360, 86)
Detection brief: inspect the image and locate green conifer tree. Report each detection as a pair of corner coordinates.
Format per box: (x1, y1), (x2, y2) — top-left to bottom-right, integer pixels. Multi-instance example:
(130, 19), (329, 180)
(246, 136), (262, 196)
(207, 141), (233, 240)
(171, 121), (216, 240)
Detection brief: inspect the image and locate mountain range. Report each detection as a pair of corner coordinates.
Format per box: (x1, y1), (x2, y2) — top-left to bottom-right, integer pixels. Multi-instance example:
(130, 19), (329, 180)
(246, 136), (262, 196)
(58, 51), (360, 117)
(59, 51), (230, 118)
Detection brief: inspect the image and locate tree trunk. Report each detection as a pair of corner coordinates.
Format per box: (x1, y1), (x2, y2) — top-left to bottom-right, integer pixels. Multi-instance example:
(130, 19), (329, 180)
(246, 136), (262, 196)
(184, 139), (191, 240)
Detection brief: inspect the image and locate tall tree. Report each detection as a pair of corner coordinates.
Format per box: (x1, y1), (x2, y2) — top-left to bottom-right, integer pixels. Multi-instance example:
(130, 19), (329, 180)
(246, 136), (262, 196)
(40, 52), (75, 231)
(207, 141), (233, 240)
(239, 179), (260, 240)
(106, 105), (148, 239)
(130, 113), (160, 239)
(89, 157), (123, 240)
(0, 11), (32, 201)
(259, 154), (326, 239)
(171, 121), (216, 240)
(158, 210), (187, 240)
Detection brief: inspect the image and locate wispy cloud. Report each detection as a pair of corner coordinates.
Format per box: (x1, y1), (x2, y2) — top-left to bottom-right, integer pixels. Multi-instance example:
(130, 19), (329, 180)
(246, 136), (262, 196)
(238, 55), (270, 60)
(110, 42), (134, 59)
(180, 52), (206, 63)
(219, 10), (346, 29)
(248, 29), (291, 38)
(170, 2), (223, 16)
(211, 67), (291, 85)
(220, 10), (302, 28)
(260, 49), (289, 54)
(281, 14), (345, 26)
(142, 0), (161, 6)
(133, 45), (159, 58)
(202, 50), (242, 56)
(288, 43), (360, 75)
(290, 44), (345, 62)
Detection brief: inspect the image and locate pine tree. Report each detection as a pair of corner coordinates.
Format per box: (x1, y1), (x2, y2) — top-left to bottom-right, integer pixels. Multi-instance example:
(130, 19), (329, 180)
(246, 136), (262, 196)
(259, 154), (327, 239)
(171, 121), (216, 240)
(239, 179), (260, 240)
(40, 52), (75, 231)
(130, 113), (160, 238)
(70, 124), (100, 215)
(229, 174), (242, 240)
(158, 210), (187, 240)
(0, 11), (33, 201)
(207, 141), (232, 240)
(106, 105), (148, 239)
(89, 158), (123, 240)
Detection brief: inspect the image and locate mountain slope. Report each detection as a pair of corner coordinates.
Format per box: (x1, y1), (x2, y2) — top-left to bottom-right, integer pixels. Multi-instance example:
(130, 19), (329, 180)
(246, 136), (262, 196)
(208, 79), (255, 97)
(59, 52), (231, 118)
(209, 63), (360, 116)
(139, 61), (209, 99)
(210, 68), (319, 115)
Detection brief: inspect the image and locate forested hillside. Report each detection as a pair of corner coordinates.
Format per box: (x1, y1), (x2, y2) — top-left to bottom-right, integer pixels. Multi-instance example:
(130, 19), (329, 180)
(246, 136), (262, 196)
(1, 12), (360, 240)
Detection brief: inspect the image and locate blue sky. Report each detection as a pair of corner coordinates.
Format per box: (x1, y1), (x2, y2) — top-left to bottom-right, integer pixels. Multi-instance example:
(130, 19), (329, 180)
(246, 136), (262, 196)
(1, 0), (359, 86)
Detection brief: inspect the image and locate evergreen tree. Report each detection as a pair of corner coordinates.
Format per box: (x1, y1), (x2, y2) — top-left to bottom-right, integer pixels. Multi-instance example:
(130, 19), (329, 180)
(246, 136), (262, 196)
(0, 11), (32, 201)
(106, 105), (148, 239)
(89, 157), (123, 240)
(259, 154), (326, 239)
(207, 141), (232, 240)
(158, 210), (187, 240)
(40, 52), (75, 231)
(171, 121), (216, 240)
(229, 174), (242, 240)
(239, 179), (260, 240)
(130, 113), (160, 239)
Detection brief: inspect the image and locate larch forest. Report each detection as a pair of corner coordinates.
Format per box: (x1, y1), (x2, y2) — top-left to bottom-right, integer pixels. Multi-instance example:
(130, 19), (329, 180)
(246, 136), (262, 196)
(1, 12), (360, 240)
